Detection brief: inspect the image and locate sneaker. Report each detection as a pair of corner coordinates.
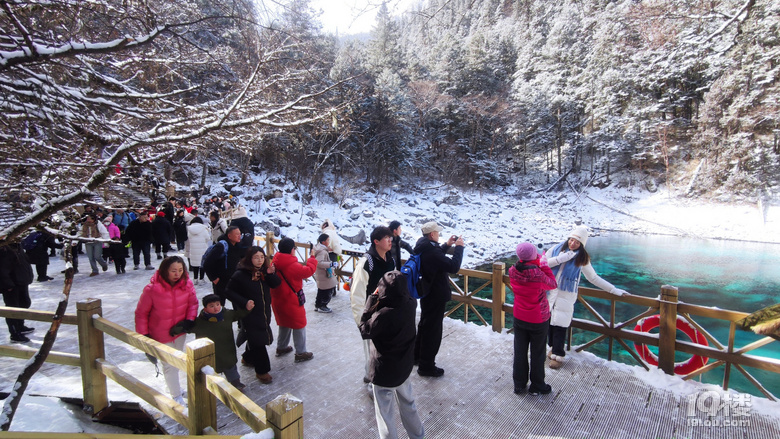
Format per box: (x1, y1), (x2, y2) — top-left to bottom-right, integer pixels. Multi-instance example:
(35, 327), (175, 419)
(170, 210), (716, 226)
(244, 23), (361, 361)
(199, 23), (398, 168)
(101, 264), (108, 272)
(89, 272), (99, 277)
(315, 306), (332, 313)
(417, 366), (444, 377)
(10, 334), (30, 343)
(514, 387), (527, 395)
(230, 380), (247, 391)
(275, 346), (293, 357)
(134, 265), (140, 270)
(294, 352), (314, 363)
(256, 373), (273, 384)
(145, 265), (155, 270)
(528, 384), (552, 395)
(156, 254), (162, 260)
(19, 326), (35, 335)
(173, 395), (186, 406)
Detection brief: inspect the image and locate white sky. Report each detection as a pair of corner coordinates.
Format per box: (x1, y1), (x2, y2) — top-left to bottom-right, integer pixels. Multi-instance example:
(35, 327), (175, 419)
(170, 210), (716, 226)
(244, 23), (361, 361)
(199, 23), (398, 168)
(308, 0), (420, 36)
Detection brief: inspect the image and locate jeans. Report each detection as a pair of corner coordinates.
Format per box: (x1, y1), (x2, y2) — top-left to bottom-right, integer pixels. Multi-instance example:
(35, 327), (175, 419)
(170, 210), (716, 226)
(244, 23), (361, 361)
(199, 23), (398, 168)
(277, 326), (306, 353)
(223, 365), (241, 384)
(548, 324), (568, 357)
(513, 318), (549, 391)
(85, 242), (107, 273)
(372, 377), (425, 439)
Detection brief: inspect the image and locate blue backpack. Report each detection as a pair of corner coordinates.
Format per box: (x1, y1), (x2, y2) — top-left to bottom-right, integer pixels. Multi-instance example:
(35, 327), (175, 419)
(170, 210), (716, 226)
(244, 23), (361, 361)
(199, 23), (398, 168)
(22, 231), (43, 251)
(201, 240), (229, 270)
(400, 253), (430, 299)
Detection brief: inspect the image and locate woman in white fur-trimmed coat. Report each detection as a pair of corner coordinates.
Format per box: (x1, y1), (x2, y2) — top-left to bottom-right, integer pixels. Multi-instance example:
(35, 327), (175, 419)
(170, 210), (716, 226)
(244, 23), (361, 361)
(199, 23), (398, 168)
(544, 225), (629, 369)
(184, 216), (211, 285)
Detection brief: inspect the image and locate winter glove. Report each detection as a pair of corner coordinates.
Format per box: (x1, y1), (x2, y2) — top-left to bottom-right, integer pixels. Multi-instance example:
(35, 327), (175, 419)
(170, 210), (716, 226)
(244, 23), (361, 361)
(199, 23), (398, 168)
(330, 262), (340, 268)
(548, 250), (576, 266)
(610, 288), (629, 296)
(540, 254), (548, 267)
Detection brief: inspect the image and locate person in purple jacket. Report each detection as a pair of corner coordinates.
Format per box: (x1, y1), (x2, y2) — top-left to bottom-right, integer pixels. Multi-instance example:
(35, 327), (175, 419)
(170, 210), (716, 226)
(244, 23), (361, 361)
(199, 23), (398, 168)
(509, 242), (558, 396)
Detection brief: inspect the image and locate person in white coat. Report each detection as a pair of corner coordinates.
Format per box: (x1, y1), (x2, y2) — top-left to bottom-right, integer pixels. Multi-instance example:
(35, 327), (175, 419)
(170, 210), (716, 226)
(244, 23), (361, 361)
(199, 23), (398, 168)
(185, 217), (212, 285)
(545, 225), (629, 369)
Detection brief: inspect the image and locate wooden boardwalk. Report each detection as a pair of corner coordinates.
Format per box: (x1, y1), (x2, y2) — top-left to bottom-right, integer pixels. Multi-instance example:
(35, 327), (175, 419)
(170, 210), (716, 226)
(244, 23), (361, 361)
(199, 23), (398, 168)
(2, 266), (779, 438)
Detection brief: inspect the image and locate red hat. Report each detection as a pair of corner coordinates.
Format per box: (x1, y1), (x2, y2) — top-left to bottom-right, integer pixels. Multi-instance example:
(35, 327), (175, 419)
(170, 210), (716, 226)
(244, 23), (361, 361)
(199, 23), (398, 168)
(156, 211), (165, 217)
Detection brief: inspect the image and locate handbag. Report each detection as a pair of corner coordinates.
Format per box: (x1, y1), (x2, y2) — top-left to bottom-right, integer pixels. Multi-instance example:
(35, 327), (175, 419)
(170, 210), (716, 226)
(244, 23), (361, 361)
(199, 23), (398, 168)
(279, 271), (305, 306)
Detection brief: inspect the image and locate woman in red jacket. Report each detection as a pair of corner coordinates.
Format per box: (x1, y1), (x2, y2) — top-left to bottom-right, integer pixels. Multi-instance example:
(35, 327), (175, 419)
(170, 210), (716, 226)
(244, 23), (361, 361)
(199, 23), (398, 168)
(271, 238), (317, 363)
(509, 242), (558, 396)
(135, 256), (198, 403)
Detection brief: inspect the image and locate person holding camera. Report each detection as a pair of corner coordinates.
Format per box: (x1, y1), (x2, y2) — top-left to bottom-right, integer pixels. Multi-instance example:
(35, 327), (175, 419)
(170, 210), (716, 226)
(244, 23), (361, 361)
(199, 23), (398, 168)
(413, 221), (465, 377)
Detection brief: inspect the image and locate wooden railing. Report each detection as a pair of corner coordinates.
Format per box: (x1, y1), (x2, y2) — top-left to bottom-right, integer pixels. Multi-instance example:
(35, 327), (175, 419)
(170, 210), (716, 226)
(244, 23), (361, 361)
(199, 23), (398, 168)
(0, 300), (302, 437)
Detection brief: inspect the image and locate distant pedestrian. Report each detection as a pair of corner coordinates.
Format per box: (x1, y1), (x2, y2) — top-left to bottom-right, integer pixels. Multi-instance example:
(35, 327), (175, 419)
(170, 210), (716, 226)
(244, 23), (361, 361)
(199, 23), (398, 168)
(209, 211), (228, 244)
(321, 219), (342, 255)
(80, 214), (109, 276)
(389, 220), (414, 271)
(203, 226), (250, 305)
(510, 242), (557, 395)
(184, 217), (210, 285)
(25, 230), (62, 282)
(104, 216), (127, 274)
(271, 237), (317, 363)
(545, 226), (628, 369)
(124, 212), (154, 270)
(1, 241), (35, 343)
(173, 210), (188, 251)
(312, 233), (339, 313)
(151, 211), (175, 260)
(360, 271), (425, 439)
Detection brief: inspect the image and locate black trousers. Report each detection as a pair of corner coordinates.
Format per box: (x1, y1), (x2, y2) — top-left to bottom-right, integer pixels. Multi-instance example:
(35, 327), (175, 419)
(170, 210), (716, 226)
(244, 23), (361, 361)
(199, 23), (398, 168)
(243, 334), (271, 375)
(548, 324), (568, 357)
(315, 287), (335, 308)
(132, 241), (152, 267)
(513, 318), (549, 391)
(2, 285), (31, 335)
(35, 262), (48, 281)
(414, 293), (448, 370)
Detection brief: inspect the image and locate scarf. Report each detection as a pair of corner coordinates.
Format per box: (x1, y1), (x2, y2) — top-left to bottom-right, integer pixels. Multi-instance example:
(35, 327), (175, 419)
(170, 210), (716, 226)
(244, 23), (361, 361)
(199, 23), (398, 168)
(549, 241), (582, 293)
(200, 309), (224, 323)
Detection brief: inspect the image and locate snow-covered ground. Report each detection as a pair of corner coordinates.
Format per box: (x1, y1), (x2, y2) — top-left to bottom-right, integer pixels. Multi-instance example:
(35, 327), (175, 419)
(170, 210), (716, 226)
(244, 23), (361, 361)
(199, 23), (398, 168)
(3, 173), (780, 434)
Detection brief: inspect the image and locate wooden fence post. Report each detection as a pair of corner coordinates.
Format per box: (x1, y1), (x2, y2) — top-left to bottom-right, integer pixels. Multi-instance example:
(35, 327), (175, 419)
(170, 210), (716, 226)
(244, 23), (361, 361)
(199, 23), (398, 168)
(267, 394), (303, 439)
(186, 338), (217, 435)
(76, 299), (108, 415)
(658, 285), (679, 375)
(266, 231), (275, 257)
(491, 262), (506, 333)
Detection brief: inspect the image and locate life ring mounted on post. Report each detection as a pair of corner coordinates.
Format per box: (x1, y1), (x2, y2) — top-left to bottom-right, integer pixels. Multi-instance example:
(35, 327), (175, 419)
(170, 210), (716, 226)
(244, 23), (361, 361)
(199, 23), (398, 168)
(633, 315), (709, 375)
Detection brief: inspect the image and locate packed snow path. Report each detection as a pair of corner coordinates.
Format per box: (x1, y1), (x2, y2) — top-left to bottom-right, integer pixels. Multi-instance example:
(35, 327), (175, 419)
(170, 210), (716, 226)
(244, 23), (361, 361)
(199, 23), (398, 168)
(2, 255), (779, 438)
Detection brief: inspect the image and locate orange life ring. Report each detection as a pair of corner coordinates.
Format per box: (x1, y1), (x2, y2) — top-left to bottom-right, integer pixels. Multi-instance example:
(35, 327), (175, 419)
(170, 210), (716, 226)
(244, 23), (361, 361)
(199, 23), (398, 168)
(633, 315), (709, 375)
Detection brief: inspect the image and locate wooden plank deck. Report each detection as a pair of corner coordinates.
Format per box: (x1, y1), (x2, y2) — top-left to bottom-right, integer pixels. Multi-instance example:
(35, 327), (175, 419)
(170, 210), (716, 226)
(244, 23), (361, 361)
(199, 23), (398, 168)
(2, 267), (779, 438)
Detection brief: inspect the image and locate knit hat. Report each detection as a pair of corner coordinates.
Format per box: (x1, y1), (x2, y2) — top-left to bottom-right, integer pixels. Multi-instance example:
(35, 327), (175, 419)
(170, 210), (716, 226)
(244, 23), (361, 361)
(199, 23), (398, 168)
(421, 221), (444, 235)
(515, 242), (538, 261)
(156, 211), (165, 217)
(569, 225), (589, 246)
(278, 237), (295, 254)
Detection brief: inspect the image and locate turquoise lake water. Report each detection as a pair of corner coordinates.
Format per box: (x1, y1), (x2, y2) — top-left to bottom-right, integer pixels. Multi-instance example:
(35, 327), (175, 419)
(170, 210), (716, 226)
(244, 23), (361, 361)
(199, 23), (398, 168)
(463, 232), (780, 398)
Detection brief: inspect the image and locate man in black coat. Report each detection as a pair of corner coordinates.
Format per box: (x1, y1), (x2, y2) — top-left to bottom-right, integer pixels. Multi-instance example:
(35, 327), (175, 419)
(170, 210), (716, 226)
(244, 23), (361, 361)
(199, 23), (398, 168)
(360, 271), (425, 439)
(413, 220), (465, 377)
(124, 212), (154, 270)
(1, 242), (35, 342)
(151, 211), (174, 259)
(25, 231), (63, 282)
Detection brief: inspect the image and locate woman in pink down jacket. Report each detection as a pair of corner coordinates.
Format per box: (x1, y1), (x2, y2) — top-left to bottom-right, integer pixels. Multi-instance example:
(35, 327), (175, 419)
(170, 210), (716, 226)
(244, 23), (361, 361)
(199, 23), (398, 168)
(509, 242), (558, 396)
(135, 256), (198, 402)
